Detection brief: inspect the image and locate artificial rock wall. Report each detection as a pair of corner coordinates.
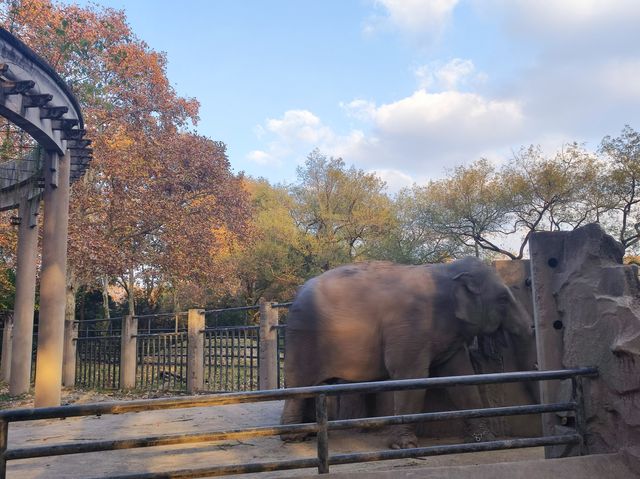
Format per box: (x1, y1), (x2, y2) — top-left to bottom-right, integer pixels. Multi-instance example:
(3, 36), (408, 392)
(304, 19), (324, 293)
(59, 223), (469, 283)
(529, 223), (640, 459)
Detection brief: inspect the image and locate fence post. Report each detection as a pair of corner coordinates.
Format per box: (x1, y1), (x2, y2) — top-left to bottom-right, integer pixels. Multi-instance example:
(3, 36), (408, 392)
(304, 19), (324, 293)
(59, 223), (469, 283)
(120, 315), (138, 389)
(62, 319), (78, 386)
(187, 309), (205, 393)
(1, 315), (13, 383)
(259, 300), (279, 390)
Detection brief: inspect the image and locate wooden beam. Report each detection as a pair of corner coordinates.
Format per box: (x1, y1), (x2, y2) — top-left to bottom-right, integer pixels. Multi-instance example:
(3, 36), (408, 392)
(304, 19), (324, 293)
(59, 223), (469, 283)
(22, 94), (53, 108)
(1, 80), (34, 95)
(40, 106), (68, 120)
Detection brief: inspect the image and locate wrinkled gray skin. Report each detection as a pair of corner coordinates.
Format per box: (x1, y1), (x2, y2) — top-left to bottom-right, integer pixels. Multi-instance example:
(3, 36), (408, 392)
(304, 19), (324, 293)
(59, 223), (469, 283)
(280, 257), (534, 449)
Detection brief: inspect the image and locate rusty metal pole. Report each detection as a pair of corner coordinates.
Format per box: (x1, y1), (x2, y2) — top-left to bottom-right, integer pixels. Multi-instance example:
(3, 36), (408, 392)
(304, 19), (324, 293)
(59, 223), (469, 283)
(120, 315), (138, 389)
(9, 197), (38, 395)
(35, 150), (70, 407)
(259, 301), (278, 390)
(187, 309), (204, 393)
(0, 314), (12, 383)
(316, 393), (329, 474)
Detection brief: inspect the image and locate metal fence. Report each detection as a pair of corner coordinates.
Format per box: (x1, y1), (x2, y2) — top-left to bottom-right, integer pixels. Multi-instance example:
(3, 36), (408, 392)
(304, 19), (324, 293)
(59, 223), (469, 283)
(204, 325), (259, 392)
(4, 304), (289, 393)
(75, 318), (121, 390)
(0, 367), (598, 479)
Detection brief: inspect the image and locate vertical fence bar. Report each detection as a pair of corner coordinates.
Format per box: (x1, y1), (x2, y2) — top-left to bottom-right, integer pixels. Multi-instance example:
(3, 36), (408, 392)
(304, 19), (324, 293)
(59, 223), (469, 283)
(0, 419), (7, 479)
(187, 309), (205, 393)
(316, 393), (329, 474)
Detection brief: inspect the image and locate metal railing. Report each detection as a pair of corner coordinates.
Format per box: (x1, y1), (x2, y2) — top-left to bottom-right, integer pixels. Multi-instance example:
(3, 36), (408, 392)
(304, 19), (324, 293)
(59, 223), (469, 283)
(0, 367), (597, 479)
(203, 325), (260, 392)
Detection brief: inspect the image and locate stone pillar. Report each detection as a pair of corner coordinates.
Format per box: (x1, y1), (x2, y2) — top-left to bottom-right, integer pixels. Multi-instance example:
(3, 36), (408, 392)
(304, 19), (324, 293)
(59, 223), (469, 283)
(529, 231), (567, 457)
(61, 319), (78, 387)
(259, 300), (279, 390)
(186, 309), (204, 393)
(1, 314), (13, 382)
(528, 223), (640, 463)
(120, 315), (138, 389)
(35, 150), (70, 407)
(9, 197), (39, 396)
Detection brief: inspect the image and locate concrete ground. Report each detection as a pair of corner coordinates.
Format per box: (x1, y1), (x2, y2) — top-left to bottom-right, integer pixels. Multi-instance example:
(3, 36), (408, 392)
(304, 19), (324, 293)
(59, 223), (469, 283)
(5, 400), (635, 479)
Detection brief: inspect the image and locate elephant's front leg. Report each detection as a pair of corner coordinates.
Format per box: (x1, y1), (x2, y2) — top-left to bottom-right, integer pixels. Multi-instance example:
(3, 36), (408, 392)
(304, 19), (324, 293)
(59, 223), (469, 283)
(436, 345), (495, 442)
(385, 346), (431, 449)
(389, 388), (426, 449)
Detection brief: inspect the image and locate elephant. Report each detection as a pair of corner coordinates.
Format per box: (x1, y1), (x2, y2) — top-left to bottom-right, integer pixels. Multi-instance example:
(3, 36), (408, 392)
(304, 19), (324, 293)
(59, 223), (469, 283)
(280, 257), (534, 449)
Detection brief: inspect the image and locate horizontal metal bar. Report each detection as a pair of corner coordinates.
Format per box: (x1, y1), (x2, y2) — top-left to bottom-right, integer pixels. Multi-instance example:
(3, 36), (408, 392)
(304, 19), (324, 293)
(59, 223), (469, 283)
(73, 317), (124, 324)
(329, 434), (580, 466)
(6, 423), (319, 460)
(133, 312), (187, 319)
(75, 335), (121, 340)
(329, 402), (576, 431)
(203, 326), (259, 332)
(271, 302), (293, 308)
(203, 305), (260, 314)
(0, 368), (597, 422)
(91, 434), (578, 479)
(134, 333), (186, 338)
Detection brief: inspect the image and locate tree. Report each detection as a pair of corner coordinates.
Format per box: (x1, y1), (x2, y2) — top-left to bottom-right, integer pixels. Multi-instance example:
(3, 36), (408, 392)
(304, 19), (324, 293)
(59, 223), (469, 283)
(425, 159), (516, 258)
(502, 143), (605, 257)
(0, 0), (250, 317)
(599, 125), (640, 251)
(290, 149), (394, 270)
(228, 178), (310, 304)
(370, 185), (466, 264)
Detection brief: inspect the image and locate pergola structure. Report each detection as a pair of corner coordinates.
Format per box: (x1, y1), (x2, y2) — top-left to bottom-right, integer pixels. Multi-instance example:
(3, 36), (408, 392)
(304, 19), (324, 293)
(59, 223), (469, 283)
(0, 29), (91, 406)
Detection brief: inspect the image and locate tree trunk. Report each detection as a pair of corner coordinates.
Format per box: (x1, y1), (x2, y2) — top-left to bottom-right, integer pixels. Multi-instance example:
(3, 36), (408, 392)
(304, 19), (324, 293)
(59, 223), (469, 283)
(101, 275), (111, 319)
(65, 269), (78, 327)
(127, 269), (135, 317)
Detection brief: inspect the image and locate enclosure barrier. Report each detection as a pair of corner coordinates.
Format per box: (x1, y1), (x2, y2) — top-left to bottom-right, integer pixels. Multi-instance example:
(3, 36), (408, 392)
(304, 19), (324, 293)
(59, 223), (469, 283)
(0, 367), (596, 478)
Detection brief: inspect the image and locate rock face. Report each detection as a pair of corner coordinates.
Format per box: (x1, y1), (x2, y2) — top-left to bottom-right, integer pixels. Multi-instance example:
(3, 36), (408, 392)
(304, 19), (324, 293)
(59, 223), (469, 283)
(529, 223), (640, 457)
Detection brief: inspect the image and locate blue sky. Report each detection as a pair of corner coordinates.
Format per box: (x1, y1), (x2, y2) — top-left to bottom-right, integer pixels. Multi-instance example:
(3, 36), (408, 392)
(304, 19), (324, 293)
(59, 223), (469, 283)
(69, 1), (640, 192)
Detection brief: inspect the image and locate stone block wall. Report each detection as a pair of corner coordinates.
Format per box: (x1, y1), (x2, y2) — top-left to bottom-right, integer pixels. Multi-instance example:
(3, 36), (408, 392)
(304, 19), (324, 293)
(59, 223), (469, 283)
(529, 223), (640, 458)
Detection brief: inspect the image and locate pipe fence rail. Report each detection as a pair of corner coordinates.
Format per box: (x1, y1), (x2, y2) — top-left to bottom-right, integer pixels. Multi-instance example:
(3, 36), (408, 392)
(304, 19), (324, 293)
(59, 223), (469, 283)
(0, 367), (597, 479)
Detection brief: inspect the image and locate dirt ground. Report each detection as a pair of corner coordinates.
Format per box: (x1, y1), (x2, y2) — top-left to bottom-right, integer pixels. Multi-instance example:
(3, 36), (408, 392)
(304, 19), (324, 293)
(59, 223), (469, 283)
(1, 387), (544, 479)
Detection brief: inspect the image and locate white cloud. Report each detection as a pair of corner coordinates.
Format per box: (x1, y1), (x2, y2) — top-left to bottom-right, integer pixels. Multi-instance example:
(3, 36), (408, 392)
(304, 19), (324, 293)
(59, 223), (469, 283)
(371, 168), (417, 193)
(368, 0), (459, 45)
(251, 88), (525, 182)
(341, 99), (377, 122)
(247, 150), (274, 166)
(414, 58), (486, 92)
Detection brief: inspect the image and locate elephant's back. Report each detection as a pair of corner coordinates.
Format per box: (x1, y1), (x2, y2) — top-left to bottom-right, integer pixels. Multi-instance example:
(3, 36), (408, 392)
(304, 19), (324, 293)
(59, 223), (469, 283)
(287, 262), (430, 332)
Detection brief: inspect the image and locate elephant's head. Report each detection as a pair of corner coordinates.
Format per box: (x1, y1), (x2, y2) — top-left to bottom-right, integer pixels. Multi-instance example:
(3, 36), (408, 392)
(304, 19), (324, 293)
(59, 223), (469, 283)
(451, 257), (534, 341)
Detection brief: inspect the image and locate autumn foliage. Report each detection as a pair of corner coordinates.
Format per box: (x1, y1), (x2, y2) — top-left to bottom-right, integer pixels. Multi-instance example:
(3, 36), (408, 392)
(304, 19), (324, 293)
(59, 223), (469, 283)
(0, 0), (250, 314)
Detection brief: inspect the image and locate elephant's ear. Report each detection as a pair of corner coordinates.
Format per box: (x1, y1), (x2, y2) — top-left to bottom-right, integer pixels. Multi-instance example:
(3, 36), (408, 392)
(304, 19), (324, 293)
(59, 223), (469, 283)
(453, 272), (482, 326)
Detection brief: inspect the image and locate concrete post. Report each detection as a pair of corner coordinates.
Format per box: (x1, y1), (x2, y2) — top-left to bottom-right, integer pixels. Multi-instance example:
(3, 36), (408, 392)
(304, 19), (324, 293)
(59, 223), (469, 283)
(35, 150), (70, 407)
(259, 300), (279, 390)
(120, 315), (138, 389)
(9, 197), (39, 395)
(529, 232), (568, 458)
(61, 319), (78, 387)
(187, 309), (204, 393)
(1, 314), (13, 382)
